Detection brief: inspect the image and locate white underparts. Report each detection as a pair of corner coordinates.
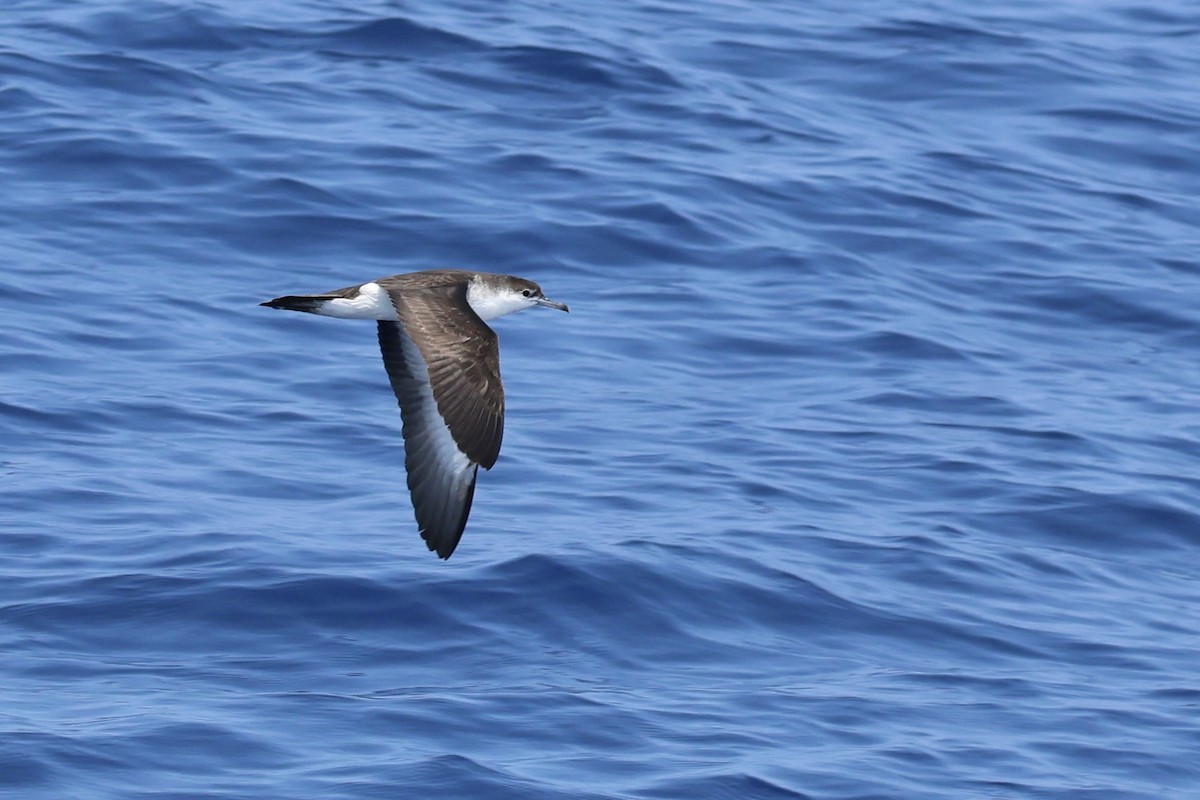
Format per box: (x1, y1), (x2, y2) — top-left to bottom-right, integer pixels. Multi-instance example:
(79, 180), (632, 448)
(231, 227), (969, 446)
(318, 282), (399, 320)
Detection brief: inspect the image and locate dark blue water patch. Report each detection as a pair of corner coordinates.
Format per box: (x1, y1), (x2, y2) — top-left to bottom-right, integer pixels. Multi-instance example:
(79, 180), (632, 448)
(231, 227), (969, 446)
(0, 727), (290, 799)
(302, 753), (618, 800)
(483, 152), (592, 195)
(493, 45), (684, 92)
(985, 488), (1200, 552)
(1038, 130), (1199, 178)
(62, 52), (216, 96)
(1115, 4), (1200, 29)
(1, 572), (432, 654)
(492, 46), (623, 88)
(855, 330), (977, 362)
(859, 18), (1034, 48)
(318, 17), (483, 59)
(1009, 279), (1197, 335)
(677, 39), (810, 82)
(4, 1), (1200, 798)
(9, 131), (232, 189)
(1044, 104), (1200, 135)
(227, 176), (363, 214)
(224, 212), (404, 258)
(641, 772), (812, 800)
(0, 398), (120, 438)
(0, 732), (124, 784)
(63, 5), (249, 52)
(0, 85), (49, 113)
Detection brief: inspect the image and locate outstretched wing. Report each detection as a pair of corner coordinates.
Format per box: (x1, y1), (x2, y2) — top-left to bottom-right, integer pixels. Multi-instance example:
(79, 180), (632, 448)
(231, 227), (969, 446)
(377, 320), (480, 559)
(386, 283), (505, 469)
(374, 284), (504, 559)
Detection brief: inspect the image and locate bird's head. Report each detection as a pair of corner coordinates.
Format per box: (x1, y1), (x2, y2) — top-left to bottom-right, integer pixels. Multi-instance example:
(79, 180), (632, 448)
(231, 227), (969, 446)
(468, 275), (570, 320)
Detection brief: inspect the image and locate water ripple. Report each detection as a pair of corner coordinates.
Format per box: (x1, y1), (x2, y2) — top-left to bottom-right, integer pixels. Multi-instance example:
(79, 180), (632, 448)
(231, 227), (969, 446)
(2, 1), (1200, 798)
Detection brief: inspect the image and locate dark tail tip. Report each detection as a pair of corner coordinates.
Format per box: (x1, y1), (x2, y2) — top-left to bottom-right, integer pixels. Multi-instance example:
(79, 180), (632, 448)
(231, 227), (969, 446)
(260, 295), (325, 312)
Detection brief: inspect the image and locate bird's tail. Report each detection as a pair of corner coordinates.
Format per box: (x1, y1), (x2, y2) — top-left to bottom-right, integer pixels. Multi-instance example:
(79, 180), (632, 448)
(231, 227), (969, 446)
(260, 294), (338, 313)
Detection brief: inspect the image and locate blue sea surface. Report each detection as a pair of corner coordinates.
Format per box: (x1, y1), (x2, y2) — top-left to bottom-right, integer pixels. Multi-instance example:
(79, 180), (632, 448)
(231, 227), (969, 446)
(2, 1), (1200, 798)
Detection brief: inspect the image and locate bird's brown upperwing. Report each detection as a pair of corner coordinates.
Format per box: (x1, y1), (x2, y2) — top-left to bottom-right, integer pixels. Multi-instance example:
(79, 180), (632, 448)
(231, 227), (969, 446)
(385, 282), (504, 469)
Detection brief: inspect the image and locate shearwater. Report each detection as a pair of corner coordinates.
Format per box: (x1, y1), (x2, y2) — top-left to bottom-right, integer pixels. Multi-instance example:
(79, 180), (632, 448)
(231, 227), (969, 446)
(261, 270), (569, 559)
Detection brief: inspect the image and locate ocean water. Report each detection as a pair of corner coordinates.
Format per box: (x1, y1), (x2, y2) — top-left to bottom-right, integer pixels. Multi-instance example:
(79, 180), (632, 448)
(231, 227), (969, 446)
(2, 1), (1199, 797)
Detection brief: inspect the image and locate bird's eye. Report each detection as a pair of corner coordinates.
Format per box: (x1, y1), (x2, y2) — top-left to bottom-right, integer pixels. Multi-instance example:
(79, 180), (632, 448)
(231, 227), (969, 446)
(522, 289), (533, 297)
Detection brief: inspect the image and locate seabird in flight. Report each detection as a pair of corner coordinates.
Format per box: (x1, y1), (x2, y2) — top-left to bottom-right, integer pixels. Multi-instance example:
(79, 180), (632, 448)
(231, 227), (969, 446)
(261, 269), (569, 559)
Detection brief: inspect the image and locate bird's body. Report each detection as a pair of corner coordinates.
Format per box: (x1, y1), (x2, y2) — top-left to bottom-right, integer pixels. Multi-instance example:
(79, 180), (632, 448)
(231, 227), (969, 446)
(261, 270), (568, 559)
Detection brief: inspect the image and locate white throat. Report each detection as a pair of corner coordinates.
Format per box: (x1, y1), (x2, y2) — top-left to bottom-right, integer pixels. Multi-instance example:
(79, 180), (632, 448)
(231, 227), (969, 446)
(465, 279), (532, 321)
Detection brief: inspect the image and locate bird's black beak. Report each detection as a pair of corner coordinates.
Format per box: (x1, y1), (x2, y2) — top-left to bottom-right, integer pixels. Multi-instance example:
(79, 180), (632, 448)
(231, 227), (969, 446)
(536, 297), (570, 312)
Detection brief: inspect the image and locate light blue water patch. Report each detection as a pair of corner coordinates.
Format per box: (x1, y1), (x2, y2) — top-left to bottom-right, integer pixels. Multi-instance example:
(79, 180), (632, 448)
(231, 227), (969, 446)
(2, 1), (1199, 798)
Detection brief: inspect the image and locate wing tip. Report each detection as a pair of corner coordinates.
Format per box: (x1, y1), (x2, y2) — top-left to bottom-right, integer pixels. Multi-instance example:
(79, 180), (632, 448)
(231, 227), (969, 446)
(415, 470), (478, 561)
(422, 530), (461, 560)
